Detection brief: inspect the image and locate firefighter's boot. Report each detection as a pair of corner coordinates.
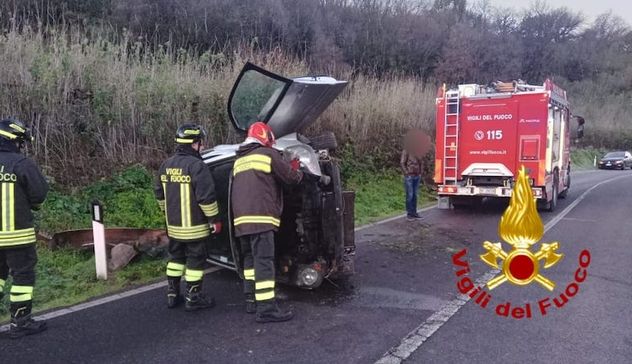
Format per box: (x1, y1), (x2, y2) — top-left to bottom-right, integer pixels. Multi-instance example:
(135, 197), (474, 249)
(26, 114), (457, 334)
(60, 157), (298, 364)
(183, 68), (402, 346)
(245, 293), (256, 314)
(184, 282), (215, 312)
(167, 277), (182, 309)
(255, 299), (293, 323)
(9, 302), (47, 339)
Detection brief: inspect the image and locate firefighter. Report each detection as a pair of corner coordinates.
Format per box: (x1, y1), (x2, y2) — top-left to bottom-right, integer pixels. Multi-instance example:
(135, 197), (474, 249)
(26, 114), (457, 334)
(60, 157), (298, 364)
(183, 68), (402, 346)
(231, 122), (303, 323)
(155, 123), (221, 311)
(0, 118), (49, 339)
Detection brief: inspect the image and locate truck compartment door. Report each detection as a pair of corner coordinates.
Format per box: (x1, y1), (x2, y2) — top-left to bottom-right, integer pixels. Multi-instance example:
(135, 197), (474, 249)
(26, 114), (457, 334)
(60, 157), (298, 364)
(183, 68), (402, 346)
(520, 136), (540, 161)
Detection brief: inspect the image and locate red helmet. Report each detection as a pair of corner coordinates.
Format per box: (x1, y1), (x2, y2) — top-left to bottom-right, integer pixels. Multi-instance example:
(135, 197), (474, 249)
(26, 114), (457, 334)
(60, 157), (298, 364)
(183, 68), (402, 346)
(247, 122), (275, 147)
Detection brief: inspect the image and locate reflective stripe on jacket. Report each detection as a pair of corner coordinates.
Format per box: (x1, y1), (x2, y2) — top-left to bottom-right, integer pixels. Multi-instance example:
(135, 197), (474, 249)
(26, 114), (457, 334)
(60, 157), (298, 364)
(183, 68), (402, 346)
(231, 143), (302, 237)
(155, 146), (218, 242)
(0, 144), (49, 249)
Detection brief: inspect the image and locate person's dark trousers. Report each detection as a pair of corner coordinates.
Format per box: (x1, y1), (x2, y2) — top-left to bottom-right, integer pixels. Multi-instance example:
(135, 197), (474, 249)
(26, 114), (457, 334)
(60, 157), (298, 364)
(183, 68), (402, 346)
(0, 245), (37, 301)
(165, 239), (211, 309)
(240, 236), (256, 312)
(0, 245), (47, 338)
(240, 231), (293, 322)
(239, 231), (276, 303)
(405, 175), (421, 216)
(0, 249), (8, 300)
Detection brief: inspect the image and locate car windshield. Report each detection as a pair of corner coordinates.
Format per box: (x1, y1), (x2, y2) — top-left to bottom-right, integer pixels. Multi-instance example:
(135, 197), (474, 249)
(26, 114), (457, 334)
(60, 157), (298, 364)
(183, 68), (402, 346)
(230, 69), (288, 131)
(227, 62), (348, 137)
(604, 152), (625, 158)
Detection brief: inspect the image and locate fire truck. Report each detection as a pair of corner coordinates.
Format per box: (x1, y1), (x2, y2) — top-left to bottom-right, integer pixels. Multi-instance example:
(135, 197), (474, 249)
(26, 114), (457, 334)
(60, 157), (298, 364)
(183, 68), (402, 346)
(434, 79), (571, 211)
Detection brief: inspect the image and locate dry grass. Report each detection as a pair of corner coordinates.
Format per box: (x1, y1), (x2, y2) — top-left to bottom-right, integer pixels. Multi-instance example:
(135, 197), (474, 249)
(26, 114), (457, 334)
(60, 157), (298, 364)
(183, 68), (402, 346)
(1, 26), (627, 185)
(1, 26), (439, 184)
(316, 73), (437, 155)
(0, 27), (310, 184)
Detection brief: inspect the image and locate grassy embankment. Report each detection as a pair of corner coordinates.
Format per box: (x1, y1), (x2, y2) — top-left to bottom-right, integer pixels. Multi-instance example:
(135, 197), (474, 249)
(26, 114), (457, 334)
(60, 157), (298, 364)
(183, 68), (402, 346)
(571, 146), (607, 169)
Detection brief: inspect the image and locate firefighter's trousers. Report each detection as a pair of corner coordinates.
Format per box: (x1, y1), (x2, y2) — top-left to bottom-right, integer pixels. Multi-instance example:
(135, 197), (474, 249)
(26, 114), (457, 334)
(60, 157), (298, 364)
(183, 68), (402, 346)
(240, 231), (275, 302)
(165, 239), (207, 284)
(0, 245), (37, 304)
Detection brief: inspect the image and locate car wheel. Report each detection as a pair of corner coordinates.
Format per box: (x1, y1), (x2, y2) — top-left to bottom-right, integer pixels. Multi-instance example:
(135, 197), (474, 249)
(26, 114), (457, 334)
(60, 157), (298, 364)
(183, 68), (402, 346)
(308, 131), (338, 151)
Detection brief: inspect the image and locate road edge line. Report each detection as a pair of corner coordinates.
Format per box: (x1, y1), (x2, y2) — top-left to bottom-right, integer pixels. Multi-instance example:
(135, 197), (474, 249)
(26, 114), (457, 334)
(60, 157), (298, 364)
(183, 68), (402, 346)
(355, 204), (436, 232)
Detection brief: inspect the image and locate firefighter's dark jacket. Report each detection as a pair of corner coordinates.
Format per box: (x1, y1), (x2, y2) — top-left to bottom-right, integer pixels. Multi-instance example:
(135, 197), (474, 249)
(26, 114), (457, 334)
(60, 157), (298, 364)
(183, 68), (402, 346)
(0, 143), (49, 249)
(231, 143), (303, 237)
(155, 146), (219, 242)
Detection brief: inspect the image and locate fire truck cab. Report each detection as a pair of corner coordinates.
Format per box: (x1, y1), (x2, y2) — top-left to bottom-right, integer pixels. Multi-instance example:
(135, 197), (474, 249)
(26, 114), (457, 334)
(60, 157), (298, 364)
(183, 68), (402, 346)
(434, 79), (571, 211)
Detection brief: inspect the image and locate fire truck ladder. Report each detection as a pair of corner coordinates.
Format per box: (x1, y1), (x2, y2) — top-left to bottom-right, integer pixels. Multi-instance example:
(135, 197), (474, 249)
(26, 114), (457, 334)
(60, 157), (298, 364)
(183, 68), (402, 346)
(443, 90), (460, 185)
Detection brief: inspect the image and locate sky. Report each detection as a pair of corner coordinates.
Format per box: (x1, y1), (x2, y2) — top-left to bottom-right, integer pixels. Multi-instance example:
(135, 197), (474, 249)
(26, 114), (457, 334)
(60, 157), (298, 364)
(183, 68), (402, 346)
(485, 0), (632, 26)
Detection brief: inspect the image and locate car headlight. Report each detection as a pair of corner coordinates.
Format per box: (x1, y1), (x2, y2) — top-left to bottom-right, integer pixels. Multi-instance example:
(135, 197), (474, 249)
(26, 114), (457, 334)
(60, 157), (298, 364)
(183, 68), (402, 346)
(284, 145), (322, 176)
(296, 264), (323, 288)
(299, 267), (319, 286)
(616, 160), (623, 164)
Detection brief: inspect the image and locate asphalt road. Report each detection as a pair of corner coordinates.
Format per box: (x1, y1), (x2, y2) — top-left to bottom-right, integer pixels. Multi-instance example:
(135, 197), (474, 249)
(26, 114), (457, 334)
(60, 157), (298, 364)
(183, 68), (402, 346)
(1, 169), (630, 364)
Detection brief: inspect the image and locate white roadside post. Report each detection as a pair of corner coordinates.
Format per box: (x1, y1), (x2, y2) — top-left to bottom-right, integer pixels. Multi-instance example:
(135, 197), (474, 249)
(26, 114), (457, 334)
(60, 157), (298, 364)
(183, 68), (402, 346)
(593, 155), (597, 167)
(91, 200), (108, 280)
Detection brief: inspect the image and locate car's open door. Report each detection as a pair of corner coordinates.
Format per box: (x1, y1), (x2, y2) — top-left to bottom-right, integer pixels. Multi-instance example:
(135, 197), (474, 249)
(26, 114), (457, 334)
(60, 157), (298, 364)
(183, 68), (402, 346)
(228, 62), (348, 138)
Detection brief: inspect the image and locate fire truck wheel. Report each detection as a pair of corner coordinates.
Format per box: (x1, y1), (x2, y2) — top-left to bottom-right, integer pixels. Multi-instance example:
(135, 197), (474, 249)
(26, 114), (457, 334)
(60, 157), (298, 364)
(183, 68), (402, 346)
(546, 173), (559, 212)
(559, 171), (570, 199)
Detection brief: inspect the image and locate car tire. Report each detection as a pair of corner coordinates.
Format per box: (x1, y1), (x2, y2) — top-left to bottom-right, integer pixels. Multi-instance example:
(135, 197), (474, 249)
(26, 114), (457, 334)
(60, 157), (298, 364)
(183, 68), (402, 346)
(308, 131), (338, 151)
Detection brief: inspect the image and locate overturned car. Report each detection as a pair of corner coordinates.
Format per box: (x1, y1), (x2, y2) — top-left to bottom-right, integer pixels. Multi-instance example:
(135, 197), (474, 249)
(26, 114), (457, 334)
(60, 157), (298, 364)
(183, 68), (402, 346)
(201, 62), (355, 289)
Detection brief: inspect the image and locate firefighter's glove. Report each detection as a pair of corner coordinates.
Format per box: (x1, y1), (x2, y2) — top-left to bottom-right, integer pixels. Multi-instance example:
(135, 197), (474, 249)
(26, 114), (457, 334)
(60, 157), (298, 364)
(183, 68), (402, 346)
(209, 220), (222, 234)
(290, 158), (301, 171)
(319, 175), (331, 186)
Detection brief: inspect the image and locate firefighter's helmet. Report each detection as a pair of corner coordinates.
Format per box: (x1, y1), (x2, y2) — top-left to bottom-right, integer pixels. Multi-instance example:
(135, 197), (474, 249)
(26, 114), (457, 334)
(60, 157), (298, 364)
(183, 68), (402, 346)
(0, 118), (32, 144)
(175, 123), (207, 144)
(247, 122), (275, 147)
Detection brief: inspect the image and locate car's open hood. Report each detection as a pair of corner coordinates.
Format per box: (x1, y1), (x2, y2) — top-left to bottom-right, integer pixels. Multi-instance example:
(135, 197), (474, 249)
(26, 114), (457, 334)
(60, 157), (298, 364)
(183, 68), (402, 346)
(227, 62), (348, 138)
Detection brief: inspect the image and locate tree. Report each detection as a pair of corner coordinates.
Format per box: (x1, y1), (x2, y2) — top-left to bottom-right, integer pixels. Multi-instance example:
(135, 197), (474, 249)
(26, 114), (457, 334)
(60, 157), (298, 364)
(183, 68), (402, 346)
(519, 3), (583, 82)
